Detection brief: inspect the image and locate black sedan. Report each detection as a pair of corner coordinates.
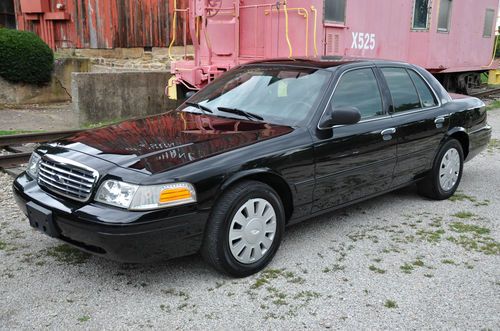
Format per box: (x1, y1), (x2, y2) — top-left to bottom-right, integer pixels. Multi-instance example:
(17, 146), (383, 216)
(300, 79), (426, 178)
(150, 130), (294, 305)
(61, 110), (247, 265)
(13, 59), (491, 277)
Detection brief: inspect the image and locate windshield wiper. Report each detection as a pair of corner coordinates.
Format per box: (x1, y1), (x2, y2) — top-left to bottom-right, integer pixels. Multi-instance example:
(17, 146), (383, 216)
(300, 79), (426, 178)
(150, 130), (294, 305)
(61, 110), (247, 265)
(217, 107), (264, 121)
(185, 101), (213, 114)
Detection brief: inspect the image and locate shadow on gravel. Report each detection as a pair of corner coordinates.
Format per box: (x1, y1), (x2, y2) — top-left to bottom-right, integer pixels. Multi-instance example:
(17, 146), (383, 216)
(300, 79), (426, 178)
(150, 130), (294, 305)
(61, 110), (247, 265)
(36, 183), (425, 281)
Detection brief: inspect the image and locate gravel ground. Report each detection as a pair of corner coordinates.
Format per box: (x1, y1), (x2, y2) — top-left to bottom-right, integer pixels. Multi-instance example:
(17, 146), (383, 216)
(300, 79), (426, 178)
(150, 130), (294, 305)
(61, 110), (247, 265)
(0, 103), (78, 131)
(0, 111), (499, 330)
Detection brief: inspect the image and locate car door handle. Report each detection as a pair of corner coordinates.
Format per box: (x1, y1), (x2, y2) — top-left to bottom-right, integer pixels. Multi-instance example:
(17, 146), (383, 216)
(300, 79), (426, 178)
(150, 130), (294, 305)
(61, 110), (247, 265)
(435, 116), (445, 128)
(380, 128), (396, 136)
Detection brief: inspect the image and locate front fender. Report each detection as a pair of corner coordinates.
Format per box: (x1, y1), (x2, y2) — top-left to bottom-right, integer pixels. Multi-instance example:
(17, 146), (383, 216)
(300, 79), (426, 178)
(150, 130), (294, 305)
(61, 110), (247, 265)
(220, 168), (285, 191)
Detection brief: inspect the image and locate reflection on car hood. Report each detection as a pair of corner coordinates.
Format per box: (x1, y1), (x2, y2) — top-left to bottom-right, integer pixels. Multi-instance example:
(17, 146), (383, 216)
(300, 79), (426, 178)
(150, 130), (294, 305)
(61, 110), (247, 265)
(50, 111), (293, 174)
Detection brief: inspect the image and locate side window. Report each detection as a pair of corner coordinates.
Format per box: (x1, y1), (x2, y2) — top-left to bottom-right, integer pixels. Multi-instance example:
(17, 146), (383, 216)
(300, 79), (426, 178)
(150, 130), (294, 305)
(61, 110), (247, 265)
(483, 8), (495, 37)
(437, 0), (452, 32)
(407, 70), (438, 108)
(330, 68), (383, 119)
(325, 0), (346, 23)
(412, 0), (430, 30)
(381, 68), (421, 112)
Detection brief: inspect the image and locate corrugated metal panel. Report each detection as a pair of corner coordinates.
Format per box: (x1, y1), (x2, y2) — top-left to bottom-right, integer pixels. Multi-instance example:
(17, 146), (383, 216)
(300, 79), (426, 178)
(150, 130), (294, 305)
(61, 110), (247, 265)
(14, 0), (182, 49)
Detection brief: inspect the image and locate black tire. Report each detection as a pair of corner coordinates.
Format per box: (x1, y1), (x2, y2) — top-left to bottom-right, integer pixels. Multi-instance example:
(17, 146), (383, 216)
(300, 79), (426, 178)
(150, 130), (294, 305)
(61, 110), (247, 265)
(201, 180), (286, 277)
(417, 139), (464, 200)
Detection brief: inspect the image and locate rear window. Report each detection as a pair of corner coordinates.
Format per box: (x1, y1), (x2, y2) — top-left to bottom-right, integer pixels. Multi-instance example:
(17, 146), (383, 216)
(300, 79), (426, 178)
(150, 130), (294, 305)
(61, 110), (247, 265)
(381, 68), (421, 112)
(407, 70), (438, 108)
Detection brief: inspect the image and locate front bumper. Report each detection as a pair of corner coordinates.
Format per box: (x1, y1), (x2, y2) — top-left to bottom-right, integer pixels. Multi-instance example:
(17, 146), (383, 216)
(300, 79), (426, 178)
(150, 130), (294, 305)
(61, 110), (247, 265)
(13, 173), (209, 263)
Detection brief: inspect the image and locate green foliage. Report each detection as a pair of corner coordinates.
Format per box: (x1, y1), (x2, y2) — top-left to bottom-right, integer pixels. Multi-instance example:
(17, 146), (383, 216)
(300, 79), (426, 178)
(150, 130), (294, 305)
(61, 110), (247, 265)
(0, 28), (54, 84)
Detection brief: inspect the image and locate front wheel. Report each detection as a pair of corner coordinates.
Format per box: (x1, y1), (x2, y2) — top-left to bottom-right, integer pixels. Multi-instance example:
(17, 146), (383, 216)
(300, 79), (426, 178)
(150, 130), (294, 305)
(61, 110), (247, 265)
(417, 138), (464, 200)
(201, 180), (285, 277)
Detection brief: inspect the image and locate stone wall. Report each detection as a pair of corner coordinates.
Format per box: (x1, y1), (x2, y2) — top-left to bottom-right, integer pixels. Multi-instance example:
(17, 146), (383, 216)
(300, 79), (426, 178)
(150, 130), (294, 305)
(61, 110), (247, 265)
(72, 71), (180, 125)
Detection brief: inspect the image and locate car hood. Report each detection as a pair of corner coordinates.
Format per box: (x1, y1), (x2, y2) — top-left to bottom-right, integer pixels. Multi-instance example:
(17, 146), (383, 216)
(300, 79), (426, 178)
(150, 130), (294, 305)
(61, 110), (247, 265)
(49, 111), (293, 175)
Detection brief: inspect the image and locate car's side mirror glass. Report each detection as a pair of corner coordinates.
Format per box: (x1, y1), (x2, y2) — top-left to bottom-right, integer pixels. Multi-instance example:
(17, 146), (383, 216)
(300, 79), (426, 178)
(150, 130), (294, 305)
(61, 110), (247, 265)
(320, 106), (361, 128)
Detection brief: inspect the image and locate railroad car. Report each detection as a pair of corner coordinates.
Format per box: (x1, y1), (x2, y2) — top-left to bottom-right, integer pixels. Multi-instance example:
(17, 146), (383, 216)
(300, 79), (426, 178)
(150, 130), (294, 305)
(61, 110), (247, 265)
(168, 0), (500, 96)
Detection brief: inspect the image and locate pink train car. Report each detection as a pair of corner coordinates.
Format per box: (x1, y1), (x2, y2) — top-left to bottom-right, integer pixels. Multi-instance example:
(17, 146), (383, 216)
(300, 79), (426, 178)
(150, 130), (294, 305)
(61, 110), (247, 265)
(168, 0), (500, 97)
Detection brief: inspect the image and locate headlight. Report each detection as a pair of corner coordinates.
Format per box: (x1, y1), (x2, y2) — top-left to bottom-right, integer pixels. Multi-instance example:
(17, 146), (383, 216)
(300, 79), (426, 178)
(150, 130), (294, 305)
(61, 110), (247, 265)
(26, 153), (41, 178)
(95, 180), (139, 209)
(95, 180), (196, 210)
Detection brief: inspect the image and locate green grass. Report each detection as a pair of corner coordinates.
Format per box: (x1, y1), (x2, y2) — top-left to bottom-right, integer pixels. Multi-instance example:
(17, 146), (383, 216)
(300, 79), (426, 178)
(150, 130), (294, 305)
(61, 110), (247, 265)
(412, 258), (425, 267)
(45, 244), (90, 264)
(488, 139), (500, 154)
(323, 264), (346, 273)
(251, 268), (304, 289)
(449, 192), (477, 202)
(400, 263), (414, 274)
(447, 235), (500, 255)
(485, 100), (500, 111)
(77, 315), (90, 323)
(384, 300), (398, 308)
(0, 240), (6, 250)
(0, 130), (44, 136)
(452, 211), (476, 219)
(416, 228), (445, 243)
(441, 259), (456, 265)
(293, 291), (321, 303)
(368, 265), (386, 274)
(449, 222), (490, 235)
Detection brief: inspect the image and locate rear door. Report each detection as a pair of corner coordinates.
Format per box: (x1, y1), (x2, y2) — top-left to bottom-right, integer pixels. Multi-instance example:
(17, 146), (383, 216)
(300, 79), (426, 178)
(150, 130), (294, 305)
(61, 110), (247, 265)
(378, 66), (448, 186)
(312, 67), (398, 212)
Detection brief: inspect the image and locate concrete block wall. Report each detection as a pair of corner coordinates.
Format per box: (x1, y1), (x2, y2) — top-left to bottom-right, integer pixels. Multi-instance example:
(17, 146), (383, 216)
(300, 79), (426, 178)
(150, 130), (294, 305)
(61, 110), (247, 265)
(0, 57), (91, 106)
(72, 71), (181, 125)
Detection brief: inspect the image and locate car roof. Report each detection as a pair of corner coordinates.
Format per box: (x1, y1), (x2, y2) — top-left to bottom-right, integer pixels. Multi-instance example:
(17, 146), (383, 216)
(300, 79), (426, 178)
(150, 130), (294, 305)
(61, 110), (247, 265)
(244, 57), (409, 71)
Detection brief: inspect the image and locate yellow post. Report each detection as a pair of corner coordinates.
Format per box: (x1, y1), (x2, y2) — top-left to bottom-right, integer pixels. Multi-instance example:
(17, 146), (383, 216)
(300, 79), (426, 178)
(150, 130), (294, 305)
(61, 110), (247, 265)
(488, 69), (500, 85)
(167, 76), (178, 100)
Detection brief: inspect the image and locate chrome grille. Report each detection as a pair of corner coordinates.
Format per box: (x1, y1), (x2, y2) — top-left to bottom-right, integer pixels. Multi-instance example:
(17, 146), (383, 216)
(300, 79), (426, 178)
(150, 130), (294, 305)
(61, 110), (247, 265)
(38, 155), (98, 202)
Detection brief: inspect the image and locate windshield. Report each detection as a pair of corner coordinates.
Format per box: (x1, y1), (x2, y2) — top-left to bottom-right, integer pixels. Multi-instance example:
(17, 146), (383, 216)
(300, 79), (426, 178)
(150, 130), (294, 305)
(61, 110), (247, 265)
(179, 65), (332, 126)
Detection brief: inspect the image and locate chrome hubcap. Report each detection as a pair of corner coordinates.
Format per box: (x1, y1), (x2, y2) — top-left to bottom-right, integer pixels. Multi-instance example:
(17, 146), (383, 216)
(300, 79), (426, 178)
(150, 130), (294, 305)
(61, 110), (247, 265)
(228, 198), (276, 264)
(439, 148), (460, 191)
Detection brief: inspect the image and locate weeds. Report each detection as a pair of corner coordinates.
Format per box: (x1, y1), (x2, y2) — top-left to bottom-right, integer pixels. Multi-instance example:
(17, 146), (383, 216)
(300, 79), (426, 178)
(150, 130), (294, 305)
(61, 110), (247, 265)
(384, 300), (398, 308)
(368, 265), (386, 274)
(452, 211), (476, 219)
(45, 244), (90, 264)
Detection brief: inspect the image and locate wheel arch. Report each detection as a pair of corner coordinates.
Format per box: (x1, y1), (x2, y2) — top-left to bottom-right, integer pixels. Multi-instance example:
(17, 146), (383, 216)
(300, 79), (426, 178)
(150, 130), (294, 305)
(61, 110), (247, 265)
(218, 169), (294, 222)
(445, 127), (469, 159)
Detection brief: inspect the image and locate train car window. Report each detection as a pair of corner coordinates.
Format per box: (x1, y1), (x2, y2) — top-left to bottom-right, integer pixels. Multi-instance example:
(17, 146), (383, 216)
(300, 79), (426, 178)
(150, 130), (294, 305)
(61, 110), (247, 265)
(330, 68), (383, 119)
(483, 9), (495, 37)
(381, 68), (421, 113)
(437, 0), (452, 32)
(325, 0), (346, 23)
(407, 70), (438, 108)
(412, 0), (430, 30)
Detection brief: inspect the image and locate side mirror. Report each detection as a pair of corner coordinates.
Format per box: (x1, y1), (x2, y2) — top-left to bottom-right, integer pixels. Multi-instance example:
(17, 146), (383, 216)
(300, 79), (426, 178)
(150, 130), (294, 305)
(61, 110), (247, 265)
(320, 106), (361, 128)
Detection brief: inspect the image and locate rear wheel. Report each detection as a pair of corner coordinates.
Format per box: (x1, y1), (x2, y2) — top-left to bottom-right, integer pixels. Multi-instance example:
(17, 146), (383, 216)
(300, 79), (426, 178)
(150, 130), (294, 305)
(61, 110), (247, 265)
(417, 139), (464, 200)
(201, 180), (285, 277)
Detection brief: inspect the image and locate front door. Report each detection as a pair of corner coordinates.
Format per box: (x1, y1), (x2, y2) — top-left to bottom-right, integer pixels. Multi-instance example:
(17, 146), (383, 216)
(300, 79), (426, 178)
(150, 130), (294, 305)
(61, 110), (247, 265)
(312, 67), (398, 212)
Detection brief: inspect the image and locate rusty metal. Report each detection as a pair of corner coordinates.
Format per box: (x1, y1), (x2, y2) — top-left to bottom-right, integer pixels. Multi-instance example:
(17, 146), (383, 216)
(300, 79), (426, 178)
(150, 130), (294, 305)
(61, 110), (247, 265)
(13, 0), (185, 49)
(469, 87), (500, 98)
(0, 152), (32, 169)
(0, 129), (86, 170)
